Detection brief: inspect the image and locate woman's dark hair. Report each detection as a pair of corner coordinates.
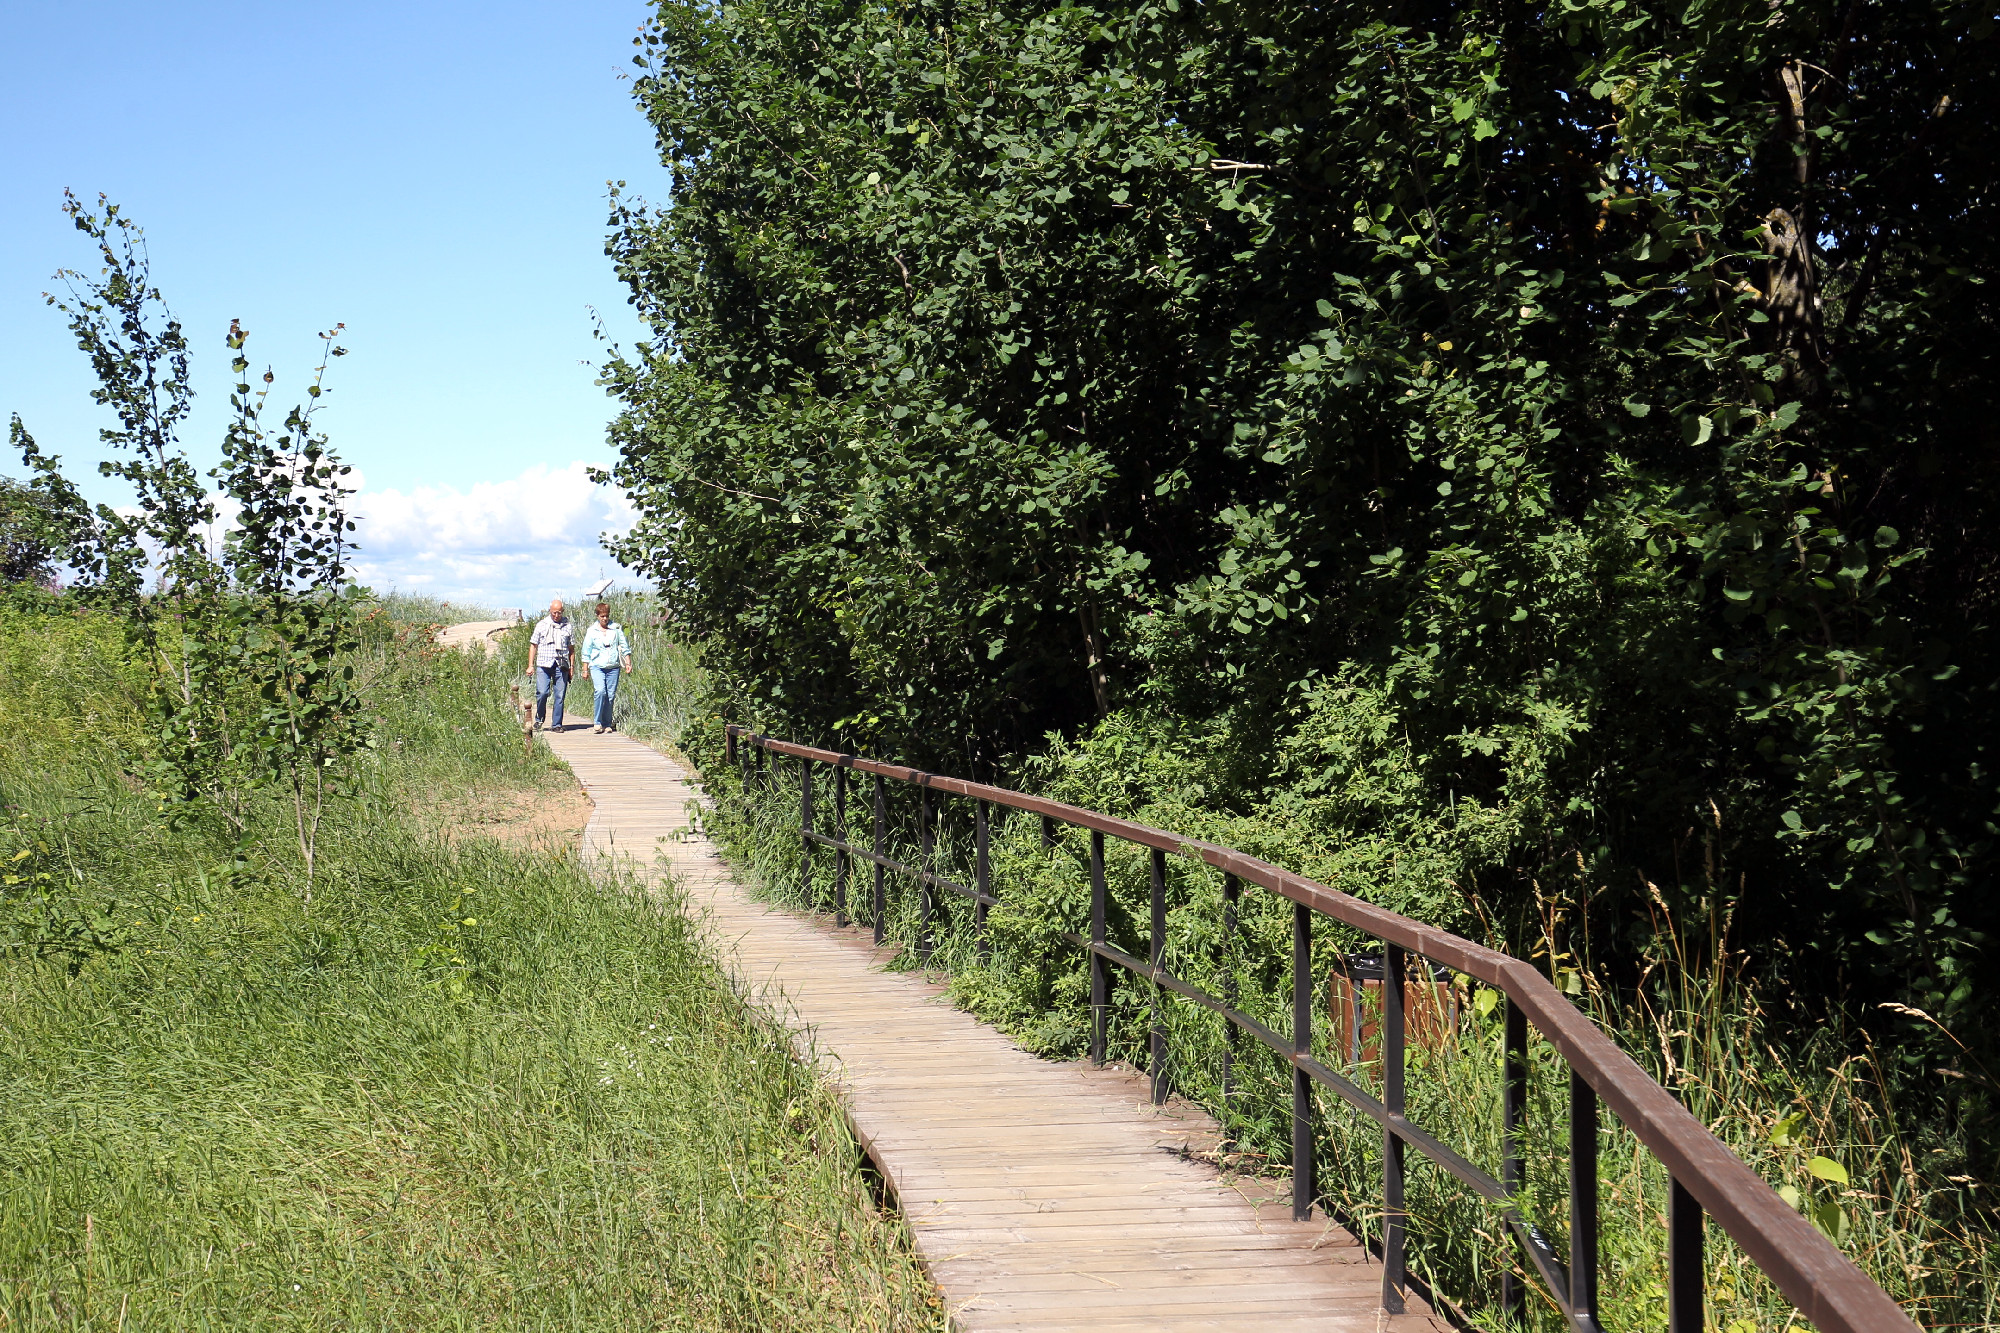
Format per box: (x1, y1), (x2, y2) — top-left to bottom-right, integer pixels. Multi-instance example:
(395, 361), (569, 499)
(595, 601), (611, 617)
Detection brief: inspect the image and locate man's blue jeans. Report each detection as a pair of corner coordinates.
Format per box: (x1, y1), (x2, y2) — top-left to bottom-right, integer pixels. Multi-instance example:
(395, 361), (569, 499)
(591, 664), (621, 728)
(534, 664), (569, 728)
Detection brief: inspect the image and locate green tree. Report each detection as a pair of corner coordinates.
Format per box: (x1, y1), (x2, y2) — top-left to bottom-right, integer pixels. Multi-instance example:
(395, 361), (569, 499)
(13, 195), (370, 886)
(604, 0), (1996, 1088)
(40, 195), (241, 818)
(0, 474), (68, 588)
(215, 320), (367, 890)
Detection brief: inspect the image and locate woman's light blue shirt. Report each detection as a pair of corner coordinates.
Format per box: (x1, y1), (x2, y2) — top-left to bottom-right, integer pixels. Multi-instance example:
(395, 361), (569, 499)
(583, 622), (631, 669)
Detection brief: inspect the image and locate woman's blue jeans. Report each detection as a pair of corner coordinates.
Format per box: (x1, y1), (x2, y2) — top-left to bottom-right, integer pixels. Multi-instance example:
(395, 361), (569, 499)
(590, 665), (621, 728)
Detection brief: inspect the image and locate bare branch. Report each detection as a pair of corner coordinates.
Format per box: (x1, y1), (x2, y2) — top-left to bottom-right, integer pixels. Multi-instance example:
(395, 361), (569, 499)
(690, 475), (784, 505)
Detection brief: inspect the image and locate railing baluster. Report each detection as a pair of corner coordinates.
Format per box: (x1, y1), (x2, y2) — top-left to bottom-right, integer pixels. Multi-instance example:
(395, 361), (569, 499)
(1221, 873), (1239, 1142)
(833, 765), (848, 927)
(918, 785), (934, 966)
(1571, 1067), (1599, 1327)
(871, 773), (886, 947)
(1090, 829), (1107, 1066)
(800, 758), (814, 908)
(1503, 998), (1529, 1325)
(1041, 815), (1055, 849)
(1382, 944), (1407, 1311)
(974, 799), (991, 962)
(1669, 1177), (1705, 1333)
(1292, 900), (1314, 1222)
(1149, 846), (1167, 1106)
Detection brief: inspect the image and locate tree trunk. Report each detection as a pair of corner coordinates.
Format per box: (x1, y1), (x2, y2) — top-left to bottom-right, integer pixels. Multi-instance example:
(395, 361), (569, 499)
(1078, 602), (1110, 719)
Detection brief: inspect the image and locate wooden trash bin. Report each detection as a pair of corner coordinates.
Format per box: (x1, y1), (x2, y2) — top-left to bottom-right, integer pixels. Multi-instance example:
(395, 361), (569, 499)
(1326, 951), (1462, 1067)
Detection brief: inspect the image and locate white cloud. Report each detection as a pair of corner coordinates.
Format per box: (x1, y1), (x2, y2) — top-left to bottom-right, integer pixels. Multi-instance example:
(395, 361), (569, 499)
(347, 461), (644, 613)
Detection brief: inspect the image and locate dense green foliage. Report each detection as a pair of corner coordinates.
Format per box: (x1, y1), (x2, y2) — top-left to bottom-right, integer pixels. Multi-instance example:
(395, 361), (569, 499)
(0, 471), (73, 587)
(602, 0), (1998, 1111)
(0, 602), (940, 1330)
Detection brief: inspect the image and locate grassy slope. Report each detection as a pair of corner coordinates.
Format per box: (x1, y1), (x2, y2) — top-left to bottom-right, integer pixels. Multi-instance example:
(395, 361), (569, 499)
(0, 602), (940, 1331)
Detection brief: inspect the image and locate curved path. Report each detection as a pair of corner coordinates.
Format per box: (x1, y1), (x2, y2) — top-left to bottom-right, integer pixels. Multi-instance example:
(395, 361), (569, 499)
(543, 719), (1444, 1332)
(436, 618), (518, 655)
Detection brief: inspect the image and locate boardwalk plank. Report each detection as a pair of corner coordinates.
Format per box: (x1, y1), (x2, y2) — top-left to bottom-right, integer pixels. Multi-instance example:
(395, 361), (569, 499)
(543, 720), (1444, 1333)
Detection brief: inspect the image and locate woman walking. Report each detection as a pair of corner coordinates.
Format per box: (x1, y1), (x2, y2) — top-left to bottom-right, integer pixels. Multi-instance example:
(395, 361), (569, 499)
(583, 601), (634, 734)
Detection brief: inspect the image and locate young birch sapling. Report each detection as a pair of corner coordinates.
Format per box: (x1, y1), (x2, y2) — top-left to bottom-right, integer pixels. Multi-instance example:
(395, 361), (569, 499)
(11, 193), (370, 889)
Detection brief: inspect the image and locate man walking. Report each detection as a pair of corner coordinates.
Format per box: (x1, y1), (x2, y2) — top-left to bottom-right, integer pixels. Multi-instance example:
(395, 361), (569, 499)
(527, 598), (577, 732)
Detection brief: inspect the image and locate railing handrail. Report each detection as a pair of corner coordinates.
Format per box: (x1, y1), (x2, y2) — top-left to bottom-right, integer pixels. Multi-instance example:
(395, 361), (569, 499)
(725, 725), (1915, 1333)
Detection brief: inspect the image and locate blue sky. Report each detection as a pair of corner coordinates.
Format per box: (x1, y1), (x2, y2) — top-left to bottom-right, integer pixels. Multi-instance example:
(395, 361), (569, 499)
(0, 0), (669, 613)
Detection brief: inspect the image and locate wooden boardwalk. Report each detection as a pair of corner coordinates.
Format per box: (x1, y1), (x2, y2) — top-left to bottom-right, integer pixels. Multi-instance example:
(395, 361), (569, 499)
(544, 719), (1443, 1332)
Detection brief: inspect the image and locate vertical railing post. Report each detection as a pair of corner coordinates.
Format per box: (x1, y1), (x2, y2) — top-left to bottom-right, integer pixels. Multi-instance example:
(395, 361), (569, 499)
(1291, 900), (1314, 1222)
(1571, 1067), (1600, 1327)
(755, 742), (766, 789)
(974, 800), (991, 962)
(1149, 846), (1168, 1106)
(1221, 873), (1240, 1142)
(1041, 815), (1055, 849)
(1381, 944), (1408, 1312)
(833, 765), (848, 927)
(871, 773), (887, 947)
(1669, 1178), (1705, 1333)
(799, 758), (814, 908)
(1502, 998), (1529, 1325)
(917, 785), (934, 966)
(726, 725), (737, 766)
(1089, 829), (1107, 1066)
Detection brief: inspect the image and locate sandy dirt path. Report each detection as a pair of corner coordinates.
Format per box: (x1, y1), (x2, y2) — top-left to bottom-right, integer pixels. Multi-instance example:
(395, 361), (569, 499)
(435, 619), (518, 655)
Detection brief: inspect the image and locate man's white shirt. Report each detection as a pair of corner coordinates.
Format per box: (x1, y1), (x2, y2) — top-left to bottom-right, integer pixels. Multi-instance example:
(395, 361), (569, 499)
(531, 615), (575, 668)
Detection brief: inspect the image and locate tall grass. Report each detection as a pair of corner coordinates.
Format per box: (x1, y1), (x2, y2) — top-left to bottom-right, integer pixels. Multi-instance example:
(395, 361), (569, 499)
(696, 739), (1998, 1332)
(0, 607), (142, 774)
(364, 590), (503, 624)
(0, 601), (940, 1331)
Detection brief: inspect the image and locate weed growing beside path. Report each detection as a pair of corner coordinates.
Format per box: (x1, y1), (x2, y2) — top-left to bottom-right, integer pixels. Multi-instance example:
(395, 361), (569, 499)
(0, 601), (940, 1331)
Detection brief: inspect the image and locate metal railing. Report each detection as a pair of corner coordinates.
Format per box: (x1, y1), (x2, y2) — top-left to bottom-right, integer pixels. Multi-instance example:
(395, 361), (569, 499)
(724, 725), (1915, 1333)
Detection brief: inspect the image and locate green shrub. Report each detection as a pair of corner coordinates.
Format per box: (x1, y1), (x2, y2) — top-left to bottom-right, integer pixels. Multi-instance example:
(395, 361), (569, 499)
(601, 0), (2000, 1160)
